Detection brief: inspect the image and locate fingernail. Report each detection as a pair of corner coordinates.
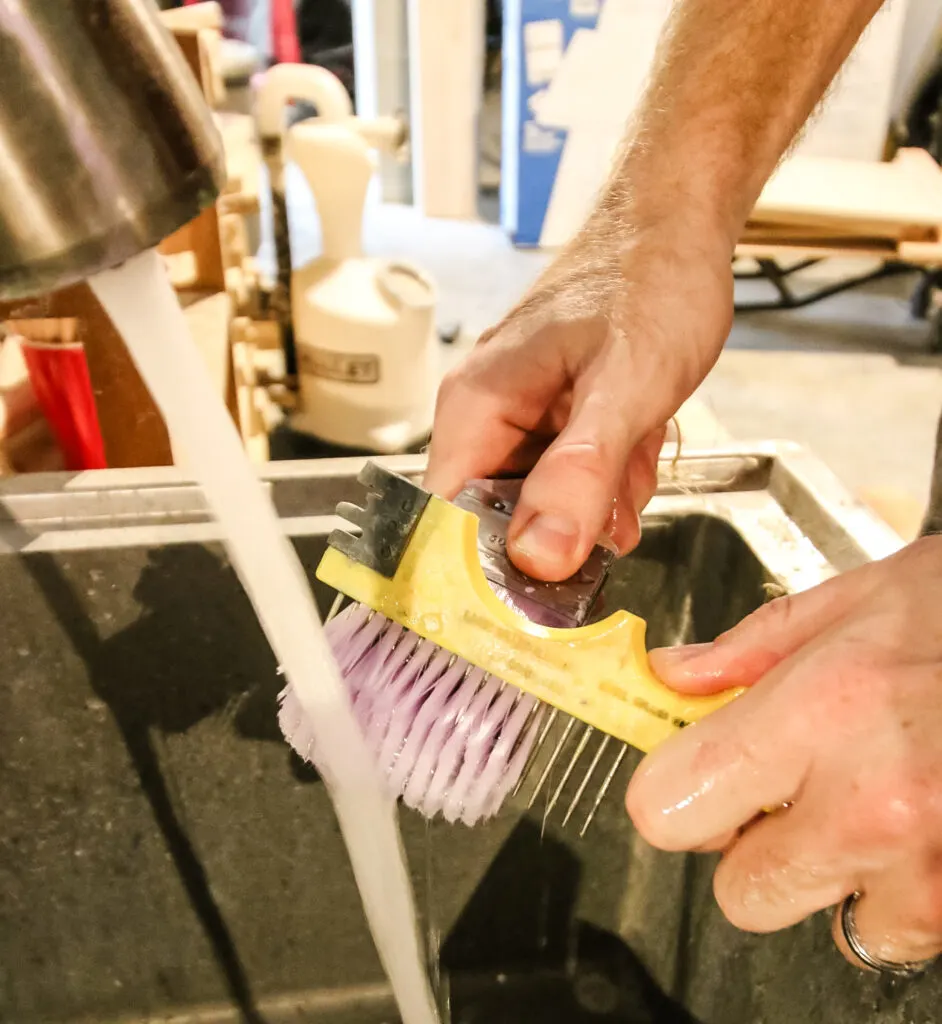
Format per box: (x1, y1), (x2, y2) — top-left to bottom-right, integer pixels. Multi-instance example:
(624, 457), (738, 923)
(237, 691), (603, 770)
(512, 514), (580, 567)
(597, 531), (620, 554)
(650, 643), (714, 667)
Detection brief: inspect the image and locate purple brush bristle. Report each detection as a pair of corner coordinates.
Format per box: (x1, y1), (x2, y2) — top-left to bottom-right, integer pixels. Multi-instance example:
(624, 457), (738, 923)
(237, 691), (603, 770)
(277, 586), (555, 827)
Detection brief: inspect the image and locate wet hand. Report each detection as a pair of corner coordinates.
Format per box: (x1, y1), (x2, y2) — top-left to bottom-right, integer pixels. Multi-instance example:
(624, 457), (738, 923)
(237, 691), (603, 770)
(423, 219), (733, 582)
(627, 537), (942, 971)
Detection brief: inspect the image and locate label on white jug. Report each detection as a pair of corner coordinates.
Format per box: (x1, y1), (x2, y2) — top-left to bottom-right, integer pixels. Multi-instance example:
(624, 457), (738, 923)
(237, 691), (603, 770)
(300, 347), (380, 384)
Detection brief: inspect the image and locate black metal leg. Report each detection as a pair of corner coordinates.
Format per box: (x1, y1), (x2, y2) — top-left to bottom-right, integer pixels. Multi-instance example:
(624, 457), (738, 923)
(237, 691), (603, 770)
(733, 258), (917, 313)
(929, 308), (942, 353)
(733, 256), (942, 354)
(733, 257), (820, 282)
(911, 268), (942, 320)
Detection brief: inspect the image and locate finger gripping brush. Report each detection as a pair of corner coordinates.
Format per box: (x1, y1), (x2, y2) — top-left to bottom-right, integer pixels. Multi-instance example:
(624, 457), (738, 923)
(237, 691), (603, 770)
(278, 462), (743, 833)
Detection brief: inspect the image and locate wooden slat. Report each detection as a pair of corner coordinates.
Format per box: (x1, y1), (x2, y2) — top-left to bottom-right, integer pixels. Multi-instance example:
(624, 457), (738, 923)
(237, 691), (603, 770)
(407, 0), (486, 219)
(158, 205), (226, 293)
(158, 2), (224, 33)
(743, 219), (937, 244)
(735, 242), (899, 261)
(217, 112), (260, 208)
(753, 148), (942, 234)
(157, 6), (227, 292)
(735, 237), (942, 265)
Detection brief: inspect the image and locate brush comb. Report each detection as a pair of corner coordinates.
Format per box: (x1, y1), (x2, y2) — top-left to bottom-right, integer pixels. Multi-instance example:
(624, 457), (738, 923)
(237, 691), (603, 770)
(278, 462), (742, 833)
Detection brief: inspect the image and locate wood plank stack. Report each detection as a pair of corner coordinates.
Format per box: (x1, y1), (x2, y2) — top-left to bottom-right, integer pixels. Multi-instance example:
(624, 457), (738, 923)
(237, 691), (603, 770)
(738, 148), (942, 265)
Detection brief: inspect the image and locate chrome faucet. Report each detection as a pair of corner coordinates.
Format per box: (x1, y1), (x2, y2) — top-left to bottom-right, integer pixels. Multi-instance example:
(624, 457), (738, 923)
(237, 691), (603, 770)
(0, 0), (226, 301)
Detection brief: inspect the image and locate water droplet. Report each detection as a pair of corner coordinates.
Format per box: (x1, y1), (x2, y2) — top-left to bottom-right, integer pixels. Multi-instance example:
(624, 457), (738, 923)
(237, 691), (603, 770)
(420, 614), (442, 635)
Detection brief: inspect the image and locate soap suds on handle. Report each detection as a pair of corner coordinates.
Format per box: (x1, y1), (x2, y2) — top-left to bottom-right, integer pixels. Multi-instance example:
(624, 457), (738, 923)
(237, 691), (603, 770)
(90, 249), (440, 1024)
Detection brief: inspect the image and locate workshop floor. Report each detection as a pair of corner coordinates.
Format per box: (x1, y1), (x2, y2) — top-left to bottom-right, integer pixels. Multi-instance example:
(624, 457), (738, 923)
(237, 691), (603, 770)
(267, 164), (942, 541)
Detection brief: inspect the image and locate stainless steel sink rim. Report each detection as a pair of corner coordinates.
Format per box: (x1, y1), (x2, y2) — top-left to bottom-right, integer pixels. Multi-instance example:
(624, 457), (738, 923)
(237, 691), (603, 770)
(0, 442), (903, 575)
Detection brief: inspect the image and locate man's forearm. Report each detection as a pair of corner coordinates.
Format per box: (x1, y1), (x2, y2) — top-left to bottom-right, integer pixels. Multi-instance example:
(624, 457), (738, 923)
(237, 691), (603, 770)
(597, 0), (887, 246)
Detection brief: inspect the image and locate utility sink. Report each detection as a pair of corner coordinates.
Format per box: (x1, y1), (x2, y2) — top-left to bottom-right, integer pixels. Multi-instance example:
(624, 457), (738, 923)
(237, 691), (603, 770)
(0, 445), (934, 1024)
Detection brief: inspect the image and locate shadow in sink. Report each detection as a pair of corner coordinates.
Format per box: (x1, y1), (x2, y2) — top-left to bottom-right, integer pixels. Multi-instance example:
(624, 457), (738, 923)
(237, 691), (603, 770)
(602, 513), (773, 648)
(442, 820), (703, 1024)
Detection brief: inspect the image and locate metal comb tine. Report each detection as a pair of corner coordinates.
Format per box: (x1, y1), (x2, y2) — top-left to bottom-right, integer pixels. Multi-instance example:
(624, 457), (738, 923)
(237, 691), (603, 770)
(561, 734), (611, 828)
(545, 724), (594, 820)
(526, 714), (576, 810)
(335, 500), (367, 526)
(579, 743), (628, 837)
(325, 591), (345, 623)
(513, 706), (558, 797)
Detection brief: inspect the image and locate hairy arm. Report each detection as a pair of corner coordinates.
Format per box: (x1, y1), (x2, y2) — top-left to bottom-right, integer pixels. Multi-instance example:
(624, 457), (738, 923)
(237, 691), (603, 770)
(596, 0), (886, 243)
(515, 0), (887, 330)
(425, 0), (888, 581)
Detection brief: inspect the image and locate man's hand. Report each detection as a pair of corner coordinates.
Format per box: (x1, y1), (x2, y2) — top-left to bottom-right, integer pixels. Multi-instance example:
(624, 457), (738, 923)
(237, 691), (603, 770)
(424, 219), (733, 582)
(424, 0), (886, 582)
(627, 537), (942, 969)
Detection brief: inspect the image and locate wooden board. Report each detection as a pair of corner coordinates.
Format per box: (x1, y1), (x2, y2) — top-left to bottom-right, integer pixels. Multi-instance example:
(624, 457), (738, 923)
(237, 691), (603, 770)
(159, 2), (223, 33)
(157, 10), (227, 292)
(858, 486), (924, 543)
(738, 237), (899, 256)
(217, 112), (260, 207)
(0, 418), (60, 475)
(735, 238), (942, 265)
(743, 219), (936, 244)
(350, 0), (412, 204)
(158, 205), (226, 293)
(407, 0), (486, 219)
(753, 148), (942, 233)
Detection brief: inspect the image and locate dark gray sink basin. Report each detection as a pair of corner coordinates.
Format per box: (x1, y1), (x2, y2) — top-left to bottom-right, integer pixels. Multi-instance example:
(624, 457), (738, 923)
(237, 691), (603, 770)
(0, 448), (934, 1024)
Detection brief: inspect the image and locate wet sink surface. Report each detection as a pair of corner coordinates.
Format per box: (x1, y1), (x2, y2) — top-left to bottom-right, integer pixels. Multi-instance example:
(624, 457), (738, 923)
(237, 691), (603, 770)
(0, 458), (936, 1024)
(600, 513), (772, 647)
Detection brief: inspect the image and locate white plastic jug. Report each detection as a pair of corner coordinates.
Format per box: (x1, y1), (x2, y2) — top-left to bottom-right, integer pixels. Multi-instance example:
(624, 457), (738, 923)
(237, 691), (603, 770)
(286, 117), (437, 452)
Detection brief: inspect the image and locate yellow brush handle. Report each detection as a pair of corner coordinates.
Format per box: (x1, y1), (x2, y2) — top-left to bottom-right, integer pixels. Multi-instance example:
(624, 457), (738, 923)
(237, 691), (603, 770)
(317, 496), (743, 754)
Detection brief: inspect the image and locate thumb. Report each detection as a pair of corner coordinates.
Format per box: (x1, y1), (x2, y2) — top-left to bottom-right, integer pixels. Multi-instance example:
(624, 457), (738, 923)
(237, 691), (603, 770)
(649, 569), (872, 694)
(506, 378), (643, 581)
